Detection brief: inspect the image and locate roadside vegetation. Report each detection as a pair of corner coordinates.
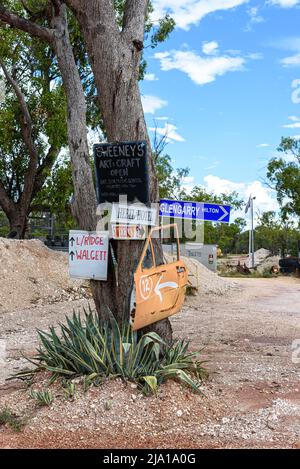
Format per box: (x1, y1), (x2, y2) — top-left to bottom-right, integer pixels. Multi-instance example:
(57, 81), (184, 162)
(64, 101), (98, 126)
(0, 408), (26, 432)
(15, 307), (208, 396)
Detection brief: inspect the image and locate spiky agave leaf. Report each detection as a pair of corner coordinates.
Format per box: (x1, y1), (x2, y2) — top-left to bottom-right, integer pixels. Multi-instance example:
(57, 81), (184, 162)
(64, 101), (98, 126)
(11, 308), (208, 395)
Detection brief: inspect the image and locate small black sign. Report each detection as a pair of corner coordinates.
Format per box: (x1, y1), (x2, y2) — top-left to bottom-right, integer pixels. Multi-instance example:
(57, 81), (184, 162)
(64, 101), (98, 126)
(94, 141), (149, 204)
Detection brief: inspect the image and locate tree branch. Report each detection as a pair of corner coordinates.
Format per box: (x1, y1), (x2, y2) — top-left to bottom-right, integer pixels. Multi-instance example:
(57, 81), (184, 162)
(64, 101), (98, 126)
(0, 5), (54, 44)
(122, 0), (148, 44)
(65, 0), (119, 36)
(0, 60), (39, 209)
(0, 178), (14, 215)
(32, 145), (60, 198)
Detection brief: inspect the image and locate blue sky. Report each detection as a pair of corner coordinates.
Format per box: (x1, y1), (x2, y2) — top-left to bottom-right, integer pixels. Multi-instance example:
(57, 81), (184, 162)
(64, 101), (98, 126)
(140, 0), (300, 218)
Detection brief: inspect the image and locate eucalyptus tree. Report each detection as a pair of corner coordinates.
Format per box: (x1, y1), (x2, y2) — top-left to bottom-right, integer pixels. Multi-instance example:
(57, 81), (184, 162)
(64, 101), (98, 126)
(0, 1), (175, 339)
(0, 23), (67, 237)
(267, 137), (300, 220)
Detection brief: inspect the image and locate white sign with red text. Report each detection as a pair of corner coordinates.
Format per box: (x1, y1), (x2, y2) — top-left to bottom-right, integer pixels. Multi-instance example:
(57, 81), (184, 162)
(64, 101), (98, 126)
(111, 224), (146, 240)
(69, 230), (109, 280)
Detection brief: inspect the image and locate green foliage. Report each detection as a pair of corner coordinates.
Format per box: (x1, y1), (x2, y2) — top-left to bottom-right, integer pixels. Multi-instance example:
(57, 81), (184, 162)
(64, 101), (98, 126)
(26, 307), (207, 395)
(29, 389), (54, 406)
(234, 210), (300, 256)
(34, 154), (75, 228)
(267, 137), (300, 219)
(104, 399), (113, 410)
(155, 147), (246, 253)
(150, 14), (175, 49)
(0, 210), (9, 237)
(0, 17), (67, 210)
(255, 211), (299, 256)
(63, 381), (76, 400)
(186, 187), (244, 253)
(156, 153), (189, 199)
(0, 407), (25, 432)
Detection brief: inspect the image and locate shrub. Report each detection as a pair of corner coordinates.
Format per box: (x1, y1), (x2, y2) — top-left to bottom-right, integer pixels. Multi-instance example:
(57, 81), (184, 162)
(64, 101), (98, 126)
(24, 307), (207, 395)
(29, 389), (54, 406)
(0, 408), (25, 432)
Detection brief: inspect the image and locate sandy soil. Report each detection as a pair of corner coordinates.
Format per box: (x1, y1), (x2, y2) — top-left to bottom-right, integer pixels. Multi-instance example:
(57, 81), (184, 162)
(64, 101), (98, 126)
(0, 276), (299, 449)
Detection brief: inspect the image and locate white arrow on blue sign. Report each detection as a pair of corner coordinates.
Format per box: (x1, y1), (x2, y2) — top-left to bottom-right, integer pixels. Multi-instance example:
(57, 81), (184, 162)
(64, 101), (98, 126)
(160, 199), (231, 224)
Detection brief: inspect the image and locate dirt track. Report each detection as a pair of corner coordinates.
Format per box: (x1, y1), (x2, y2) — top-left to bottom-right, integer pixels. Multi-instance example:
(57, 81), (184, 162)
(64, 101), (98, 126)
(0, 276), (300, 449)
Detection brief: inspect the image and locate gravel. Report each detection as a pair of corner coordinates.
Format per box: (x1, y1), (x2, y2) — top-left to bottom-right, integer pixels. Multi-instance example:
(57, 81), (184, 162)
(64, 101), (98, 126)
(164, 254), (241, 296)
(0, 238), (91, 313)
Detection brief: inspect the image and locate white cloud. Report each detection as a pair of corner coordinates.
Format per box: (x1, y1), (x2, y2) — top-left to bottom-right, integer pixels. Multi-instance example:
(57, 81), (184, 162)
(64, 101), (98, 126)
(245, 6), (264, 31)
(203, 175), (279, 223)
(202, 41), (219, 55)
(152, 0), (248, 30)
(144, 73), (158, 81)
(141, 95), (167, 114)
(256, 143), (271, 148)
(155, 116), (169, 121)
(269, 0), (299, 7)
(149, 123), (185, 142)
(205, 160), (220, 170)
(246, 52), (264, 60)
(283, 122), (300, 128)
(181, 176), (196, 194)
(281, 53), (300, 66)
(291, 79), (300, 103)
(283, 116), (300, 128)
(155, 49), (245, 85)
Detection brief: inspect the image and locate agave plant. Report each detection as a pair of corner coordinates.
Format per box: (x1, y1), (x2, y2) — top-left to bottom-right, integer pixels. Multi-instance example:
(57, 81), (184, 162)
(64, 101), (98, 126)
(29, 389), (54, 406)
(21, 306), (207, 395)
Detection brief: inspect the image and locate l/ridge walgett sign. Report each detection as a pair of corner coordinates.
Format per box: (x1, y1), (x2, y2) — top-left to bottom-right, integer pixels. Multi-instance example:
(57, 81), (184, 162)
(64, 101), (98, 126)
(69, 230), (109, 281)
(94, 141), (149, 204)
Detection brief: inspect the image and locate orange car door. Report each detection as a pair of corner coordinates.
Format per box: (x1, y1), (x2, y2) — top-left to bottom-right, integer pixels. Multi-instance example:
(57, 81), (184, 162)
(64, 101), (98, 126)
(130, 224), (188, 331)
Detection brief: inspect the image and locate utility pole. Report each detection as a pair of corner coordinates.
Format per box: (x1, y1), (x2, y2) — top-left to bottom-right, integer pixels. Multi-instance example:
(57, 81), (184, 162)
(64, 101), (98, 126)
(251, 196), (255, 269)
(245, 195), (256, 268)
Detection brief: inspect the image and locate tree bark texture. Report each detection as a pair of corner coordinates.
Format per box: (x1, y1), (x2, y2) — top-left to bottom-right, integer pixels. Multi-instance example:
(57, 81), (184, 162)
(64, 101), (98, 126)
(65, 0), (171, 340)
(0, 1), (172, 341)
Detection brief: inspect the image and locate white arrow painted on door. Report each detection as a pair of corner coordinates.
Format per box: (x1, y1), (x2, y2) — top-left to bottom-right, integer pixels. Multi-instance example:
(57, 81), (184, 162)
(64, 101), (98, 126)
(218, 205), (229, 222)
(154, 275), (178, 302)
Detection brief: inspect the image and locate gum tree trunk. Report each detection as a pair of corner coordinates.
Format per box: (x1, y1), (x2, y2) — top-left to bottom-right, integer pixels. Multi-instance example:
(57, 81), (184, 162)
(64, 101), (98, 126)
(65, 0), (172, 340)
(0, 1), (172, 342)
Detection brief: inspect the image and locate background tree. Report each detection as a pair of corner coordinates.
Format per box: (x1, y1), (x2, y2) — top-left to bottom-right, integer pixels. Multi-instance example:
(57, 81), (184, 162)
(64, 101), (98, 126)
(254, 211), (299, 257)
(0, 21), (67, 237)
(267, 137), (300, 220)
(32, 153), (74, 229)
(0, 0), (176, 340)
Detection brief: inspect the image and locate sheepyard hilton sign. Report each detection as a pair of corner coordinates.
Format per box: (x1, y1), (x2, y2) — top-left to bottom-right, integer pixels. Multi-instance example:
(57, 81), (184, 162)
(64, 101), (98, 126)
(94, 141), (149, 204)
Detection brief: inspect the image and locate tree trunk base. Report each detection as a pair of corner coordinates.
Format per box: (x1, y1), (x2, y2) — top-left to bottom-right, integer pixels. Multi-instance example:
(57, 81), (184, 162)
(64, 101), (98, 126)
(142, 318), (173, 344)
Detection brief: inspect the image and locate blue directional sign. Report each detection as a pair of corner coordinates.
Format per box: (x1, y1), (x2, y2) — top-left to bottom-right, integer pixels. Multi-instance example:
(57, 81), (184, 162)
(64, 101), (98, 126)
(160, 199), (231, 224)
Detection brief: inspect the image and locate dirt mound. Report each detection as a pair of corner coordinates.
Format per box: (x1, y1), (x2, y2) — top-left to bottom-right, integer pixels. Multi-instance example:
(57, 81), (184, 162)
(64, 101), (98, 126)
(256, 256), (280, 273)
(254, 248), (270, 264)
(0, 238), (90, 313)
(165, 254), (240, 296)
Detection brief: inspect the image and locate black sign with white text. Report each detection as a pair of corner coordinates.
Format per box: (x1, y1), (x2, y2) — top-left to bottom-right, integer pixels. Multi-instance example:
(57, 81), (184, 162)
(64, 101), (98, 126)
(94, 141), (149, 204)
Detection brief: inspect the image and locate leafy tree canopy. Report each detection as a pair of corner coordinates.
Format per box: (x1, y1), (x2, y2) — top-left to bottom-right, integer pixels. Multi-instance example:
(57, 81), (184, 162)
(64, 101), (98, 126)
(267, 137), (300, 220)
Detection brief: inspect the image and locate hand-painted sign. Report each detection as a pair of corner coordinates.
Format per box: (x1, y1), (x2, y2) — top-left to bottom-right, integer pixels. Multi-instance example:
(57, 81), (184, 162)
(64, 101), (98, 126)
(69, 230), (109, 280)
(130, 224), (188, 331)
(111, 224), (146, 240)
(160, 199), (231, 224)
(94, 141), (149, 204)
(111, 203), (157, 226)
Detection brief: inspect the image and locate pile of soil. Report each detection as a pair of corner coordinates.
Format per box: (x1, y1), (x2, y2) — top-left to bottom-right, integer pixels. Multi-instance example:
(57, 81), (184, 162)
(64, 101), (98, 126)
(165, 254), (240, 295)
(0, 238), (90, 313)
(256, 256), (280, 274)
(0, 373), (226, 449)
(254, 248), (271, 264)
